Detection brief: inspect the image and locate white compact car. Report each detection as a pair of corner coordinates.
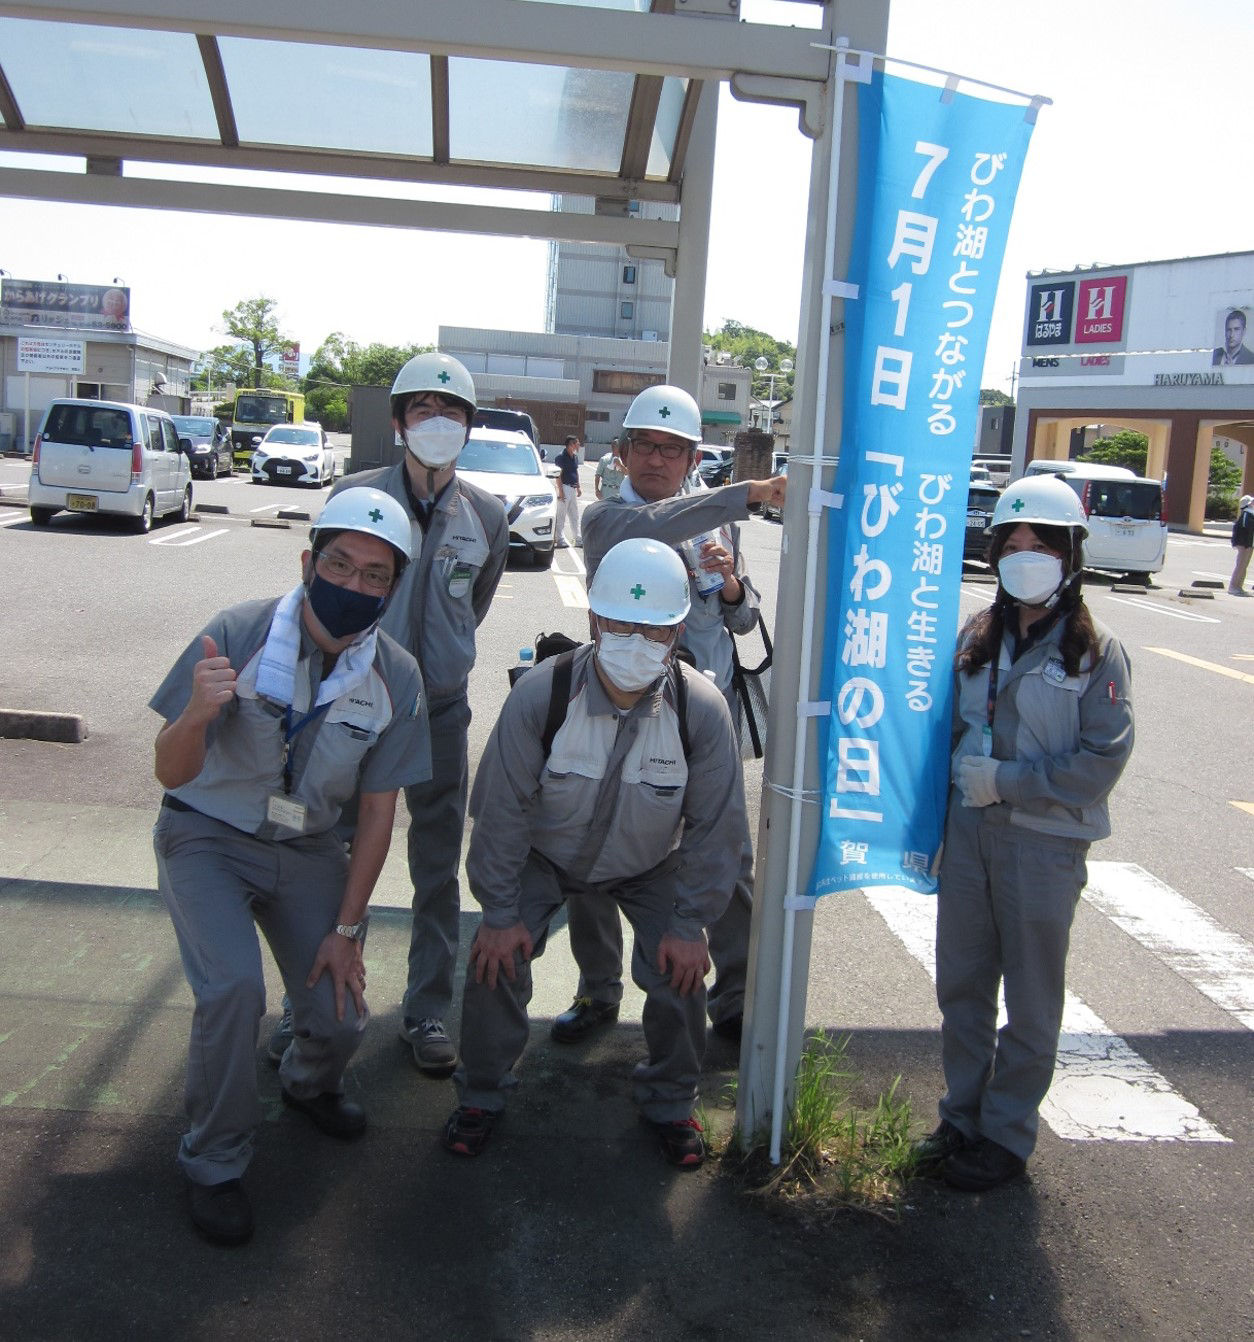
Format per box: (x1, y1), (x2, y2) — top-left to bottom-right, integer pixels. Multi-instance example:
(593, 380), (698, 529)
(454, 427), (558, 567)
(251, 422), (335, 487)
(28, 398), (193, 533)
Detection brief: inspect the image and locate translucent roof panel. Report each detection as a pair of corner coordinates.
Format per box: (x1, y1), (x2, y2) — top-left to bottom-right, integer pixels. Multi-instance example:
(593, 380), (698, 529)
(0, 18), (217, 139)
(513, 0), (650, 8)
(647, 76), (689, 179)
(448, 57), (633, 172)
(218, 38), (432, 156)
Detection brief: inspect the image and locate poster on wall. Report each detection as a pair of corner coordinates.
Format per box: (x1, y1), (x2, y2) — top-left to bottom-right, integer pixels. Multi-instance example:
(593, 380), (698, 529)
(1211, 305), (1254, 367)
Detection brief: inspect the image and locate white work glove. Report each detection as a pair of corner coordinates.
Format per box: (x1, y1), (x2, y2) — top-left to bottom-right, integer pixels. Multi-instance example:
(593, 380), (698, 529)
(956, 755), (1002, 809)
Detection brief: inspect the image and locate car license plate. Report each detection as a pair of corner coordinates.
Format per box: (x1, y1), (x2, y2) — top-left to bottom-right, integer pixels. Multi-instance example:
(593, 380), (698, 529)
(277, 465), (292, 475)
(966, 515), (985, 528)
(67, 494), (98, 512)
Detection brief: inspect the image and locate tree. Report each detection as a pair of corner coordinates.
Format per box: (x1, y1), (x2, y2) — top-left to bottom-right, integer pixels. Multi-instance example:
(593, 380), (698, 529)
(703, 319), (797, 401)
(979, 388), (1014, 406)
(302, 334), (434, 432)
(191, 343), (253, 394)
(1080, 429), (1148, 473)
(220, 296), (292, 390)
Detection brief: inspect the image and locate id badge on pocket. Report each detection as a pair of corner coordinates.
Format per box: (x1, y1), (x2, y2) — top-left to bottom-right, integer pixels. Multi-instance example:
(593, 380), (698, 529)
(448, 561), (472, 599)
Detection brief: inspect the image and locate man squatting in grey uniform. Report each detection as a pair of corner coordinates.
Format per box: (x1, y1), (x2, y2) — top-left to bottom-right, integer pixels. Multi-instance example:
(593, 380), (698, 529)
(554, 384), (787, 1044)
(443, 539), (746, 1168)
(151, 489), (428, 1246)
(328, 352), (508, 1076)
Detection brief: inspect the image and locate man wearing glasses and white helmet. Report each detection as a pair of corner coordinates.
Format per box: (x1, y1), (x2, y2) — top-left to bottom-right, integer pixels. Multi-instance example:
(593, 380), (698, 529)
(307, 352), (508, 1081)
(551, 384), (785, 1048)
(150, 488), (428, 1246)
(443, 538), (745, 1169)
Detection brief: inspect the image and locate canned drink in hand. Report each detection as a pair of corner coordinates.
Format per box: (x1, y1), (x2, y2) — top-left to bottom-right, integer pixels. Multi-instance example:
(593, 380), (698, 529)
(681, 531), (725, 597)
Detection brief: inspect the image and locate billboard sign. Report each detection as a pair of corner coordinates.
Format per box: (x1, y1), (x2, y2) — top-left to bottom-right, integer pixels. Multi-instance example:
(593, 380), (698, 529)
(1025, 280), (1074, 346)
(1, 278), (131, 332)
(1075, 275), (1128, 344)
(17, 337), (85, 374)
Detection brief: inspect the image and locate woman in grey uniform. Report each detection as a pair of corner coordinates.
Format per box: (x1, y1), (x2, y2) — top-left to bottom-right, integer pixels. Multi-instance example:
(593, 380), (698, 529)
(151, 488), (429, 1245)
(914, 474), (1135, 1191)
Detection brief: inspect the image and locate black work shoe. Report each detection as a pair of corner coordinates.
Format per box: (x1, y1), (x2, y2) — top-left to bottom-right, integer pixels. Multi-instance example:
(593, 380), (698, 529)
(941, 1137), (1026, 1192)
(550, 996), (620, 1043)
(648, 1116), (706, 1169)
(281, 1088), (367, 1140)
(266, 1001), (293, 1067)
(187, 1178), (253, 1246)
(710, 1013), (743, 1043)
(911, 1120), (969, 1174)
(443, 1106), (497, 1157)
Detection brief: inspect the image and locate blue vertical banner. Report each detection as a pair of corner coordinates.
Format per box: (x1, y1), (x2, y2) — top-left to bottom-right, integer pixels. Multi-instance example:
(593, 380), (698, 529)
(810, 72), (1036, 897)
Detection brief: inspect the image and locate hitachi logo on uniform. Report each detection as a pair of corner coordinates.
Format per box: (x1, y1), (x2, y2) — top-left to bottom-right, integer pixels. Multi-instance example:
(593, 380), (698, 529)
(348, 697), (375, 708)
(649, 756), (677, 767)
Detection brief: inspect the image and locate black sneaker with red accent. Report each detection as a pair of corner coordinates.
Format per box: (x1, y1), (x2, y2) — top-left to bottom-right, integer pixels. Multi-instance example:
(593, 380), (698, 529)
(443, 1106), (497, 1157)
(649, 1116), (706, 1169)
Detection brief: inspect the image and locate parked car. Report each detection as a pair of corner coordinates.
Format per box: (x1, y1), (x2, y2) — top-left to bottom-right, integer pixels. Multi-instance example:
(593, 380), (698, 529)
(171, 415), (232, 479)
(697, 445), (734, 487)
(1024, 461), (1168, 579)
(964, 484), (1002, 561)
(473, 407), (540, 448)
(968, 463), (993, 485)
(973, 455), (1012, 487)
(455, 427), (558, 567)
(251, 422), (335, 487)
(27, 398), (193, 533)
(762, 458), (788, 522)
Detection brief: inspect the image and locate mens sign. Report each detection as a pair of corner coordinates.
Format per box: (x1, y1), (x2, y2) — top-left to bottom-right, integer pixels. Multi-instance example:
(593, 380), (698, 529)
(1026, 281), (1074, 345)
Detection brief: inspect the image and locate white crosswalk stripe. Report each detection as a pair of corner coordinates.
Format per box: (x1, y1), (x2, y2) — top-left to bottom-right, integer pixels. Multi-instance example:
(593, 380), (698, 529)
(864, 879), (1232, 1145)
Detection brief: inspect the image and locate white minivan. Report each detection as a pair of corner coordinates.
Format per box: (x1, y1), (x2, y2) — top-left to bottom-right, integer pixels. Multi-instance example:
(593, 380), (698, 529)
(28, 399), (193, 533)
(1023, 460), (1168, 579)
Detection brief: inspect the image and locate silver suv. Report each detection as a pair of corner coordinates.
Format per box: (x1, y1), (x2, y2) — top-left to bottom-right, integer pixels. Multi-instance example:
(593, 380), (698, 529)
(28, 399), (193, 533)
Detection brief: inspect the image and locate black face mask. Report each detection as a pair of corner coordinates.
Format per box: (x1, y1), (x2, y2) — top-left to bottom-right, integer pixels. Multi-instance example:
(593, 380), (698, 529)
(306, 571), (385, 639)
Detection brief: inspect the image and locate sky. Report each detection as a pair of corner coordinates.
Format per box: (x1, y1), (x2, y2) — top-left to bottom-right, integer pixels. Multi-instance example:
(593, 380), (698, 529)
(0, 0), (1251, 394)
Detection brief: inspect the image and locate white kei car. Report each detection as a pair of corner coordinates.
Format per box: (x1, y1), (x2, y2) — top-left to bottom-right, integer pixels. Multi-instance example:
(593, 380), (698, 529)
(454, 428), (558, 567)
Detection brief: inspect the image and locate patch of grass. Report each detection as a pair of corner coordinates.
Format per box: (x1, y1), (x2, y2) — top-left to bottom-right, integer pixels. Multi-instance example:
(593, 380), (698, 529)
(726, 1030), (916, 1220)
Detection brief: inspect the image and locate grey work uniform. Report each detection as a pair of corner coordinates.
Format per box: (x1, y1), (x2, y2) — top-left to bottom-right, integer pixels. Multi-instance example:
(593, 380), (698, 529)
(151, 597), (429, 1186)
(566, 480), (761, 1027)
(456, 646), (745, 1121)
(331, 463), (508, 1024)
(936, 613), (1133, 1161)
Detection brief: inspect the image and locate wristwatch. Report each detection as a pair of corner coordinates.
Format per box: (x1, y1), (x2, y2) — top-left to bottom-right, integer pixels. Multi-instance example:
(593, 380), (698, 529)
(334, 919), (369, 942)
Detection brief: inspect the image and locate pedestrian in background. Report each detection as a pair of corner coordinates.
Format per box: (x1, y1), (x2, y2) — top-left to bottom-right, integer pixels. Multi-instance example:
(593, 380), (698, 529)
(913, 474), (1134, 1192)
(594, 437), (626, 502)
(554, 434), (583, 547)
(1229, 493), (1254, 595)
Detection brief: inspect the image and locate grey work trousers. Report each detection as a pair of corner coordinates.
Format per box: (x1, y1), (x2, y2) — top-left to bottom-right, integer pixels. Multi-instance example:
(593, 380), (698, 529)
(154, 806), (366, 1186)
(565, 837), (751, 1027)
(455, 851), (707, 1122)
(402, 693), (471, 1024)
(934, 799), (1088, 1161)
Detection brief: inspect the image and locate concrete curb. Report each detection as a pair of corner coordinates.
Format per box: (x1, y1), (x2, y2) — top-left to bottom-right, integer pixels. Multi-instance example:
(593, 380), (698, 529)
(0, 710), (87, 742)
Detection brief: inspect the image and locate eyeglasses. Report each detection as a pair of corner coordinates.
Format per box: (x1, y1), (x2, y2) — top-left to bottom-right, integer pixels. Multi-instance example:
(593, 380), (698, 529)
(404, 395), (468, 425)
(316, 549), (394, 593)
(626, 435), (690, 461)
(598, 617), (676, 644)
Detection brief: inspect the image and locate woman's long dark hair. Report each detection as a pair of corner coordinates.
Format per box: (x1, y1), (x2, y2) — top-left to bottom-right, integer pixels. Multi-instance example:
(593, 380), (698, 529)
(957, 522), (1100, 677)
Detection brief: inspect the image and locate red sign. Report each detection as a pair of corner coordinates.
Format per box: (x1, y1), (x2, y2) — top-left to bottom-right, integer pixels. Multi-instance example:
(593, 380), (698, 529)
(1075, 275), (1127, 344)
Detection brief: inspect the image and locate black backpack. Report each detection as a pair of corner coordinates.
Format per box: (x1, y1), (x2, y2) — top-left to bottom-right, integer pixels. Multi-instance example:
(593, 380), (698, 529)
(532, 639), (691, 761)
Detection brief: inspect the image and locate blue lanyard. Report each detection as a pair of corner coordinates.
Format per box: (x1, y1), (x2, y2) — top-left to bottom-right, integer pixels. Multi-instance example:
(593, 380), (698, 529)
(282, 701), (332, 794)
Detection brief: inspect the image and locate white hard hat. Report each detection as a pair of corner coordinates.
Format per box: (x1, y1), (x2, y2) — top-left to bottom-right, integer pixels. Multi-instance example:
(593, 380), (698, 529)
(622, 384), (702, 443)
(588, 539), (691, 625)
(311, 487), (413, 569)
(992, 474), (1089, 537)
(390, 352), (477, 417)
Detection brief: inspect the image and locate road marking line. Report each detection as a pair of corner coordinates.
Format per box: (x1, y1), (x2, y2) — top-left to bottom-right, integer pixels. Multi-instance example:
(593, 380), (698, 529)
(1237, 868), (1254, 883)
(0, 512), (25, 526)
(1230, 802), (1254, 819)
(248, 503), (284, 515)
(1192, 570), (1231, 581)
(1107, 597), (1219, 623)
(149, 528), (230, 548)
(1083, 861), (1254, 1031)
(864, 886), (1229, 1143)
(554, 574), (588, 609)
(1144, 646), (1254, 683)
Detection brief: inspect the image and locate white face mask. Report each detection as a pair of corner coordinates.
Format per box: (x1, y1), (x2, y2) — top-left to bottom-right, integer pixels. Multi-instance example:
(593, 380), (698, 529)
(397, 415), (465, 469)
(998, 551), (1064, 605)
(595, 631), (672, 692)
